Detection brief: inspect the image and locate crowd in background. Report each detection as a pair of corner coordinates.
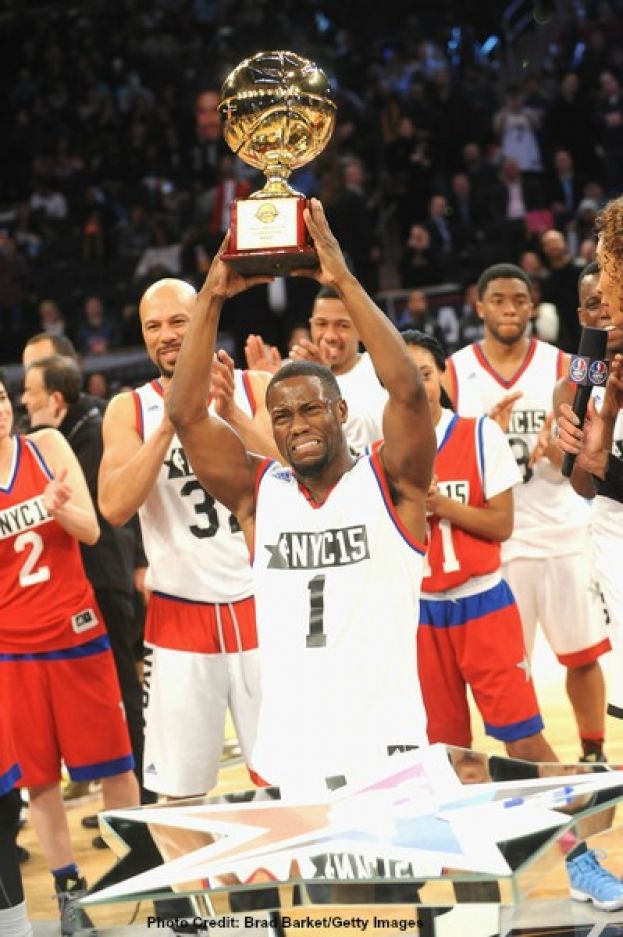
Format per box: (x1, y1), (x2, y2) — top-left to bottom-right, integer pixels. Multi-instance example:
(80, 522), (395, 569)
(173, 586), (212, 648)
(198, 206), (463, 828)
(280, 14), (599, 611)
(2, 0), (623, 377)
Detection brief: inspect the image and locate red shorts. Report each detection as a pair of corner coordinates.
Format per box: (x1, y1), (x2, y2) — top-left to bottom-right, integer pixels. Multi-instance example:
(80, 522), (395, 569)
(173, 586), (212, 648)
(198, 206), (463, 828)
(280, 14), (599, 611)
(145, 592), (258, 653)
(0, 635), (134, 787)
(418, 579), (544, 748)
(0, 709), (21, 795)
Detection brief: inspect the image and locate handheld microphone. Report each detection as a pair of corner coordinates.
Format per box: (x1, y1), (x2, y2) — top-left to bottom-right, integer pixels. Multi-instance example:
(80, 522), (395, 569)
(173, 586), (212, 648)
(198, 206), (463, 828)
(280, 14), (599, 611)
(561, 325), (609, 478)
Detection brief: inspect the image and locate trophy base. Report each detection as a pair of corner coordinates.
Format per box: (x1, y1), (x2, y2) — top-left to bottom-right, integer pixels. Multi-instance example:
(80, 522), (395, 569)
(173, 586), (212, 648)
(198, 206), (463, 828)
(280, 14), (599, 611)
(222, 196), (318, 277)
(221, 245), (318, 277)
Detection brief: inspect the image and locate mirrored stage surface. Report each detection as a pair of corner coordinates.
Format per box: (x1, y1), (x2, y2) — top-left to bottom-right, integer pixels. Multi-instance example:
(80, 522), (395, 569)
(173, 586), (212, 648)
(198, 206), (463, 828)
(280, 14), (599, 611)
(76, 746), (623, 936)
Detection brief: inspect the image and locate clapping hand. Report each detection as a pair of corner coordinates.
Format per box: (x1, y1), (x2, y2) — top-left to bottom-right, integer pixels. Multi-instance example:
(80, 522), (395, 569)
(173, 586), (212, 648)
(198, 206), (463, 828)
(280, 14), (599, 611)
(43, 467), (72, 516)
(245, 334), (282, 374)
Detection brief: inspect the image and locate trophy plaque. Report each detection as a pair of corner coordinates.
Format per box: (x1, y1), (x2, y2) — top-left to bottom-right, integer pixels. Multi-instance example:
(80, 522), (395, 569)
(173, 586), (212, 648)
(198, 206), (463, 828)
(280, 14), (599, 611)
(218, 50), (336, 276)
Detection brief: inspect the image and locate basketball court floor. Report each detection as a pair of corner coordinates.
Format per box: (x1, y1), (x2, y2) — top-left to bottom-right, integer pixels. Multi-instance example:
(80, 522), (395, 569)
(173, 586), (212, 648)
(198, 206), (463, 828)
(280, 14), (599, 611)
(20, 632), (623, 936)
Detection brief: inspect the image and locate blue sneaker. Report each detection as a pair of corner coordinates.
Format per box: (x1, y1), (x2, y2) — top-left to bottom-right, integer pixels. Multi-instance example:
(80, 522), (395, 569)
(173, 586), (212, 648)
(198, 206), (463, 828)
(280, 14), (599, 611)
(567, 849), (623, 911)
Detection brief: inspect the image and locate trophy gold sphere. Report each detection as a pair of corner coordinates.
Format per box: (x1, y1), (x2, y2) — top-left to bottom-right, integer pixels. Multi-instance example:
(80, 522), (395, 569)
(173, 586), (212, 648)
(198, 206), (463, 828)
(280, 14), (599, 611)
(218, 50), (336, 197)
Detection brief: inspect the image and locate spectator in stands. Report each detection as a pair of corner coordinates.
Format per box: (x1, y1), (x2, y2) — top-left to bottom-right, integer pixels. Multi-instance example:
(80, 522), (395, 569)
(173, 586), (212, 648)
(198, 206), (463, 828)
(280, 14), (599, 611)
(595, 70), (623, 193)
(37, 300), (66, 338)
(396, 289), (447, 351)
(457, 282), (485, 349)
(188, 87), (228, 189)
(134, 222), (182, 282)
(77, 296), (119, 356)
(547, 149), (586, 228)
(540, 229), (582, 352)
(85, 372), (111, 400)
(494, 85), (544, 174)
(399, 224), (443, 289)
(520, 250), (546, 277)
(0, 231), (28, 361)
(28, 177), (68, 221)
(546, 73), (596, 176)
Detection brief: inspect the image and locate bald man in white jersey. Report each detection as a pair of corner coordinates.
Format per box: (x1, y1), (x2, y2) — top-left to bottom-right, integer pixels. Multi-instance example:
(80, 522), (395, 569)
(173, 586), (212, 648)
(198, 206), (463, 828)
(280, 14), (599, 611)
(99, 277), (278, 798)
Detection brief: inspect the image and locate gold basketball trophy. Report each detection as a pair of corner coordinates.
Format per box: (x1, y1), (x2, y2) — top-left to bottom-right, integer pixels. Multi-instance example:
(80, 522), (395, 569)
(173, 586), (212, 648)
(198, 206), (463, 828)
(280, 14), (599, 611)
(218, 50), (336, 275)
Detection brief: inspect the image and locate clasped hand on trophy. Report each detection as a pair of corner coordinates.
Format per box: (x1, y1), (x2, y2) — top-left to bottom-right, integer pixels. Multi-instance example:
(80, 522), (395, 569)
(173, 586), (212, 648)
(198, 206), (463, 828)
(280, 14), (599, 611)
(205, 198), (348, 301)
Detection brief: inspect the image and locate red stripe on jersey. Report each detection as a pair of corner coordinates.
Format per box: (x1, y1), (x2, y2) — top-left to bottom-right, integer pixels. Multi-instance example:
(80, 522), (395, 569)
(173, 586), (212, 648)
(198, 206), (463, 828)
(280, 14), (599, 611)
(472, 338), (538, 389)
(369, 448), (427, 555)
(446, 357), (459, 409)
(131, 390), (144, 440)
(556, 348), (568, 381)
(145, 592), (258, 653)
(252, 458), (275, 563)
(242, 370), (257, 415)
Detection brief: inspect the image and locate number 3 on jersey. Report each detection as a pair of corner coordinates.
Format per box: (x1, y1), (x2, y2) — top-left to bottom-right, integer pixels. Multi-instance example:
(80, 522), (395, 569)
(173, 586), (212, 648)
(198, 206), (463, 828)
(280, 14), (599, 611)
(14, 530), (51, 587)
(180, 480), (241, 538)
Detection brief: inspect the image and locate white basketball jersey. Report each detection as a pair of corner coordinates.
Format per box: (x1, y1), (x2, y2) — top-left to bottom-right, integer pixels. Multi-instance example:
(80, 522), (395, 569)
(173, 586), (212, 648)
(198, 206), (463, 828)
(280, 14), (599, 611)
(589, 390), (623, 655)
(336, 352), (388, 453)
(133, 371), (256, 602)
(251, 450), (428, 790)
(449, 339), (588, 560)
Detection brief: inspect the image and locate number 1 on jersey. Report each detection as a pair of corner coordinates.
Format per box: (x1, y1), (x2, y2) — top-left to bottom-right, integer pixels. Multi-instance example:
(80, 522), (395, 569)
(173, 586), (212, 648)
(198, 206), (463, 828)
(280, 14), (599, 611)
(306, 574), (326, 647)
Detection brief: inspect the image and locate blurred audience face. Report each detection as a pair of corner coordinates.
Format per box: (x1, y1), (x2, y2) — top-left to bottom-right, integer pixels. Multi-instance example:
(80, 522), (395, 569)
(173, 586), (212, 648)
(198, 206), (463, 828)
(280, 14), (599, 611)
(463, 283), (478, 309)
(407, 225), (431, 251)
(578, 238), (597, 263)
(195, 90), (221, 141)
(406, 289), (429, 319)
(541, 230), (568, 264)
(451, 173), (470, 198)
(84, 295), (104, 325)
(85, 371), (109, 398)
(600, 71), (619, 97)
(561, 73), (579, 98)
(501, 158), (520, 183)
(553, 150), (573, 174)
(429, 195), (447, 218)
(309, 297), (359, 375)
(343, 159), (365, 190)
(38, 299), (63, 326)
(520, 251), (544, 275)
(462, 142), (482, 169)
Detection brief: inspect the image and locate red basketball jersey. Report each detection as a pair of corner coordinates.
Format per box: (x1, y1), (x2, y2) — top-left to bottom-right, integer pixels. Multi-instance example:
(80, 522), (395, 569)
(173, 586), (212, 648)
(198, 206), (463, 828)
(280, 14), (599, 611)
(422, 415), (501, 592)
(0, 436), (104, 653)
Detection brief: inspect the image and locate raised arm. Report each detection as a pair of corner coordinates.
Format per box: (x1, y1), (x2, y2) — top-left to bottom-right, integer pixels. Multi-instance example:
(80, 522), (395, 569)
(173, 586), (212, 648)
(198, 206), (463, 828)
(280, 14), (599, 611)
(168, 244), (271, 527)
(98, 392), (175, 526)
(302, 200), (435, 498)
(30, 429), (100, 545)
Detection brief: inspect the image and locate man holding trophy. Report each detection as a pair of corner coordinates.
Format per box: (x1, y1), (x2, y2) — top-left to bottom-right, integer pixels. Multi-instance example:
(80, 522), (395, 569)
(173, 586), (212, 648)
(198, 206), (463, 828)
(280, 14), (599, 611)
(168, 52), (436, 796)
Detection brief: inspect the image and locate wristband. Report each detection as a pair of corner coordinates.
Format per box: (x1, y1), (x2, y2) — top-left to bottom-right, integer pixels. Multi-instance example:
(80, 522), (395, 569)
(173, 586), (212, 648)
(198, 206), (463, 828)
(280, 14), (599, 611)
(592, 453), (623, 503)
